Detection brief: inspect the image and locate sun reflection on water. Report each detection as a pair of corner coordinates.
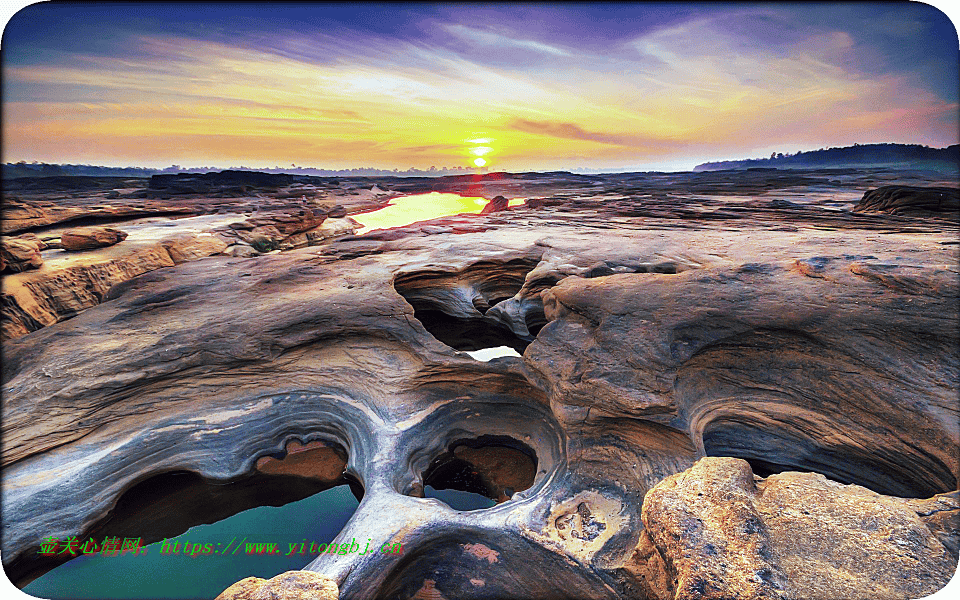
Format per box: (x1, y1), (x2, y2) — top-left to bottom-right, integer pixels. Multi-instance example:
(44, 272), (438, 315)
(353, 192), (522, 234)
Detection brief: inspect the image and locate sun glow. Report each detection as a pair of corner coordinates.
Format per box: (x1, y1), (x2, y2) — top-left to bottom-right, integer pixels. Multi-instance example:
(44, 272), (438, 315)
(473, 157), (487, 167)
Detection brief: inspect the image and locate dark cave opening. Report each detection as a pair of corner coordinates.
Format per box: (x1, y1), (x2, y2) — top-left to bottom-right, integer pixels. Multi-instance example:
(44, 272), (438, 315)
(10, 440), (363, 589)
(393, 258), (544, 353)
(411, 308), (531, 353)
(420, 436), (538, 510)
(701, 420), (956, 499)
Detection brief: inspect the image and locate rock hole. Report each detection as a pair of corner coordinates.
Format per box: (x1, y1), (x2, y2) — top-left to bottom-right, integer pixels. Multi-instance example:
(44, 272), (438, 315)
(701, 419), (955, 498)
(406, 308), (530, 353)
(14, 439), (362, 598)
(394, 258), (543, 352)
(420, 436), (538, 511)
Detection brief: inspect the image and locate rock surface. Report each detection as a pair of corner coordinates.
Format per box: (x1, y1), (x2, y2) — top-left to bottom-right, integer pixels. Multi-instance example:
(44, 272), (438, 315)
(215, 571), (339, 600)
(633, 457), (956, 600)
(853, 185), (960, 217)
(60, 226), (128, 250)
(1, 234), (45, 272)
(1, 168), (957, 599)
(160, 233), (230, 264)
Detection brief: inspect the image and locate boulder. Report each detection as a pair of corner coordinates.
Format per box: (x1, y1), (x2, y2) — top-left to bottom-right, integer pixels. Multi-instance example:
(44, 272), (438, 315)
(216, 571), (338, 600)
(306, 217), (358, 242)
(60, 227), (128, 251)
(160, 233), (230, 264)
(633, 457), (957, 600)
(1, 235), (45, 272)
(480, 195), (510, 214)
(225, 244), (260, 258)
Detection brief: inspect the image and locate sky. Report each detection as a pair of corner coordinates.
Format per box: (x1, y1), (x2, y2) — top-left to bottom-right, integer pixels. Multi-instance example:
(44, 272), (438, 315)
(1, 2), (958, 172)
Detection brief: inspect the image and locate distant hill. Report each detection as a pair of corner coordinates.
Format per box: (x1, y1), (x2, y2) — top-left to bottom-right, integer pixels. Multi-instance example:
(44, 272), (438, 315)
(694, 143), (959, 172)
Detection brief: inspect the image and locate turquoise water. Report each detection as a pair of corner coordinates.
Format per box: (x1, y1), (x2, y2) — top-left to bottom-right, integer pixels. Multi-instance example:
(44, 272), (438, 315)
(22, 485), (359, 600)
(423, 485), (496, 511)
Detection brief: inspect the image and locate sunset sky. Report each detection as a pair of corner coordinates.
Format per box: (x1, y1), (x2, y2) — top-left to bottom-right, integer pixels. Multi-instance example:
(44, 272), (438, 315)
(2, 2), (958, 172)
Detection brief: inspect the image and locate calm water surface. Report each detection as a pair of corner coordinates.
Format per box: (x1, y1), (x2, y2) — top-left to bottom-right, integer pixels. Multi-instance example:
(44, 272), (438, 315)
(23, 485), (359, 600)
(354, 192), (524, 234)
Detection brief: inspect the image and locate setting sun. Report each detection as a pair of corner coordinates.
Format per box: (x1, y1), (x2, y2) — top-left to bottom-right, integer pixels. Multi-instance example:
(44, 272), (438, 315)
(473, 157), (486, 167)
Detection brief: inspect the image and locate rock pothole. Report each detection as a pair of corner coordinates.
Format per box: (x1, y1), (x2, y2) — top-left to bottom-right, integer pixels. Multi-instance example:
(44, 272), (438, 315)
(11, 438), (361, 587)
(419, 436), (538, 510)
(393, 257), (543, 353)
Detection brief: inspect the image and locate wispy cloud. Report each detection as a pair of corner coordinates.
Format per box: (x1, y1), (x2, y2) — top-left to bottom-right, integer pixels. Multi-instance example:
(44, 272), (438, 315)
(2, 4), (956, 170)
(507, 118), (677, 150)
(442, 24), (571, 57)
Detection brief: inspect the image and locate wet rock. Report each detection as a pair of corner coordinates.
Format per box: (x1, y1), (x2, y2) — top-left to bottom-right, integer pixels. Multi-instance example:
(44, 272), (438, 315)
(215, 571), (338, 600)
(60, 227), (128, 250)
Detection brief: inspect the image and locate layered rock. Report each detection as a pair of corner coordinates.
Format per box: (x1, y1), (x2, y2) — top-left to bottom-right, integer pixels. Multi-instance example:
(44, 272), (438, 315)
(1, 234), (46, 272)
(2, 195), (197, 234)
(160, 233), (229, 264)
(0, 232), (232, 339)
(212, 210), (327, 252)
(853, 185), (960, 217)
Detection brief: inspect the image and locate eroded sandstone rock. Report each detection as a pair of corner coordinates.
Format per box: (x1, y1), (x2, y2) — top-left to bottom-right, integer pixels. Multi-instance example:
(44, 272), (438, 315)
(160, 233), (230, 264)
(634, 457), (957, 600)
(853, 185), (960, 217)
(60, 226), (128, 250)
(1, 234), (45, 273)
(215, 570), (338, 600)
(481, 195), (510, 214)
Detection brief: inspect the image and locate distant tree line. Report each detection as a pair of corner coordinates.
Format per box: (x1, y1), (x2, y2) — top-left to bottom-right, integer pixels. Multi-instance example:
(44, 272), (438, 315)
(3, 161), (482, 180)
(694, 143), (960, 172)
(3, 162), (159, 178)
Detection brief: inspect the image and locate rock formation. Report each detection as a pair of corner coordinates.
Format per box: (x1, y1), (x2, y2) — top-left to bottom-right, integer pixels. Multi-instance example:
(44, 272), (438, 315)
(480, 195), (510, 213)
(853, 185), (960, 217)
(1, 168), (957, 599)
(1, 233), (45, 272)
(216, 571), (339, 600)
(60, 226), (128, 250)
(630, 457), (957, 600)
